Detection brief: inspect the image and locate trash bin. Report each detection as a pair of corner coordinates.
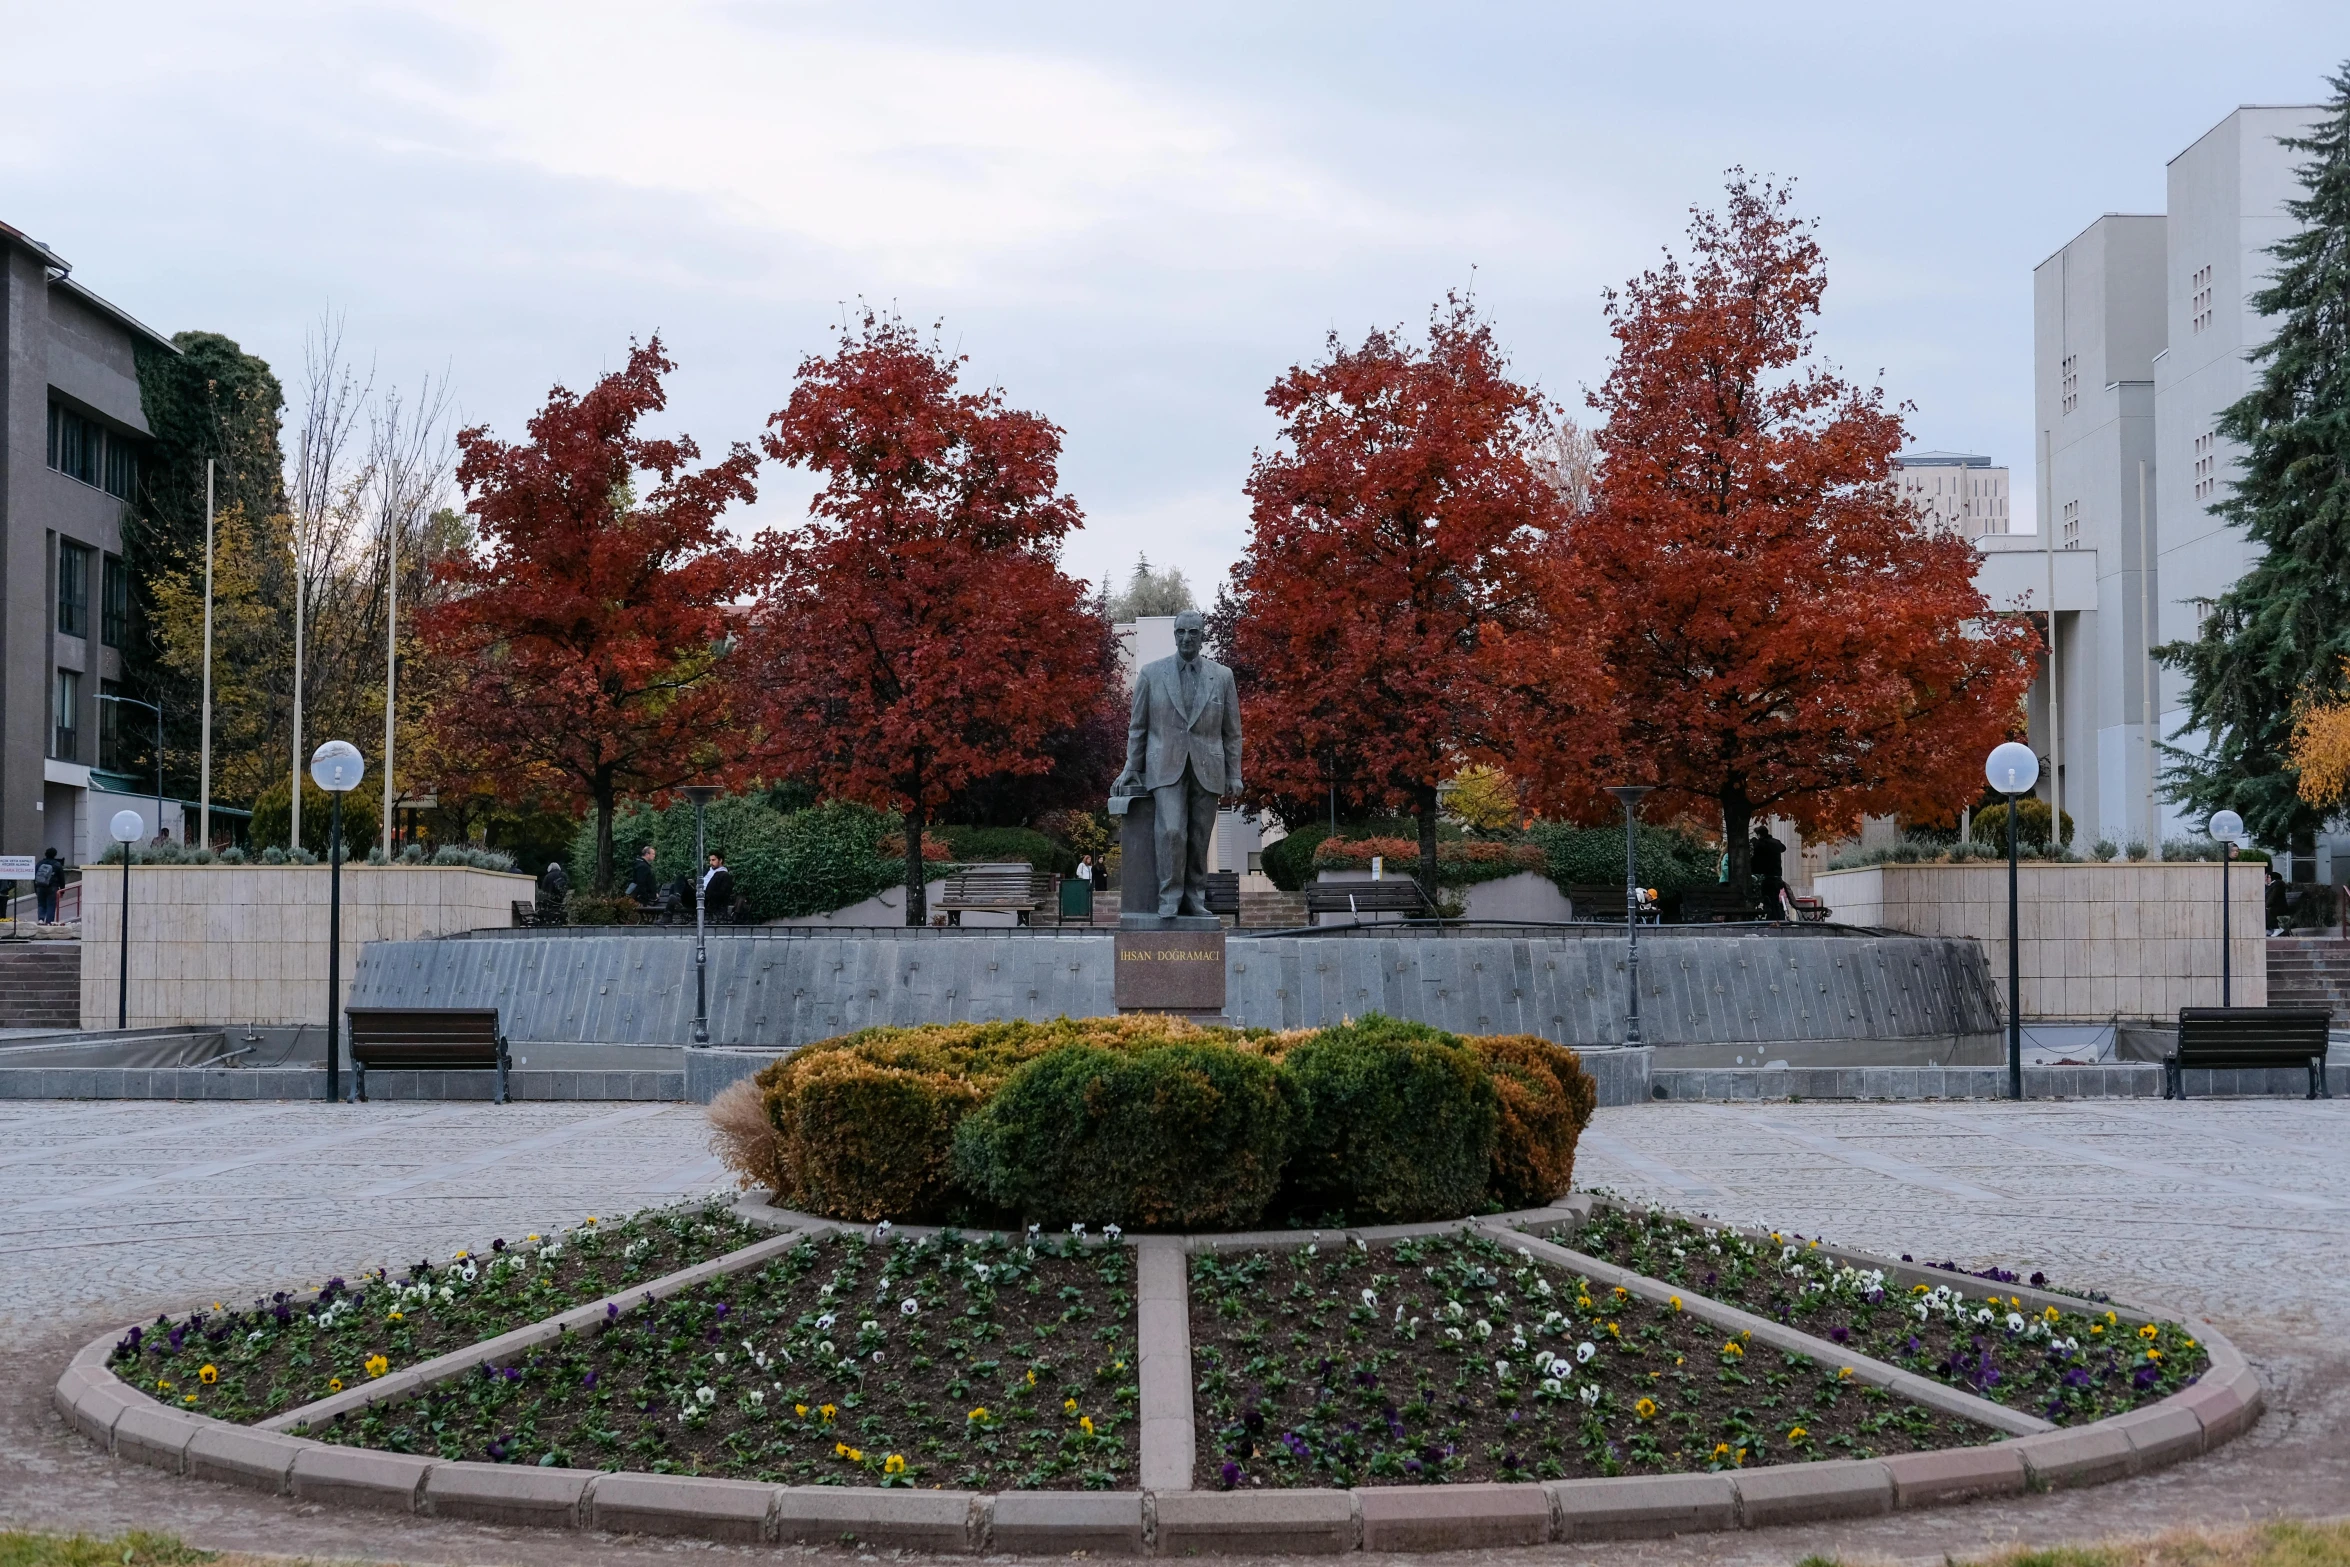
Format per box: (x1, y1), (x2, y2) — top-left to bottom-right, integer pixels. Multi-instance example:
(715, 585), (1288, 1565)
(1060, 878), (1094, 921)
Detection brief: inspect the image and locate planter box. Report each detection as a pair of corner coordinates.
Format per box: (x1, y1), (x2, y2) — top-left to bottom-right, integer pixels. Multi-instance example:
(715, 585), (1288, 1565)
(77, 865), (533, 1030)
(1814, 861), (2265, 1021)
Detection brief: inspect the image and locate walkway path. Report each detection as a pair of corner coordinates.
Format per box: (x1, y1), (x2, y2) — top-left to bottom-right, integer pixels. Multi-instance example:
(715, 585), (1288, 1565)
(0, 1097), (2344, 1565)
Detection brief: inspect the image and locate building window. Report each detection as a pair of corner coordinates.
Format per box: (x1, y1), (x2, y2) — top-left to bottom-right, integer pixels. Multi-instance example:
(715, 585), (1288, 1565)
(52, 670), (79, 762)
(2061, 499), (2080, 549)
(2060, 354), (2079, 417)
(45, 401), (137, 498)
(2193, 431), (2218, 502)
(101, 554), (129, 648)
(2190, 265), (2214, 336)
(57, 542), (91, 639)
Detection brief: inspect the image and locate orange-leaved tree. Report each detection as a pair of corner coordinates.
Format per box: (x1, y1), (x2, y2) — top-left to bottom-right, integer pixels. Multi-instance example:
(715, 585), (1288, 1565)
(419, 339), (759, 892)
(1564, 175), (2035, 887)
(1231, 295), (1592, 901)
(748, 313), (1115, 926)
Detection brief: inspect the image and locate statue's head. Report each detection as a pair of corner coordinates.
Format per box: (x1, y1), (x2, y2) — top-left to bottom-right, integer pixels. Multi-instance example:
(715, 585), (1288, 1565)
(1172, 610), (1206, 660)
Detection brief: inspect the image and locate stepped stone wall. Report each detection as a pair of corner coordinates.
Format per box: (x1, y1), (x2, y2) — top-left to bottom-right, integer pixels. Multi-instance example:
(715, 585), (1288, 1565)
(351, 927), (2001, 1067)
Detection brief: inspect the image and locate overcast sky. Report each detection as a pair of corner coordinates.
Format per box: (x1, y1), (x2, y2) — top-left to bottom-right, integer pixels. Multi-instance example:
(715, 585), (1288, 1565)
(7, 2), (2347, 598)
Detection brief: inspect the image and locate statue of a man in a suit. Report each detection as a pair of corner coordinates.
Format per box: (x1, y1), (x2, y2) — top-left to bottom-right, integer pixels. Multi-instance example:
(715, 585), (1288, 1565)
(1113, 611), (1243, 920)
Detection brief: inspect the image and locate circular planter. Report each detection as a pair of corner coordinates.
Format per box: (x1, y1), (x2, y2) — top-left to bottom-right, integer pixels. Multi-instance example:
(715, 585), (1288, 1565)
(55, 1193), (2260, 1553)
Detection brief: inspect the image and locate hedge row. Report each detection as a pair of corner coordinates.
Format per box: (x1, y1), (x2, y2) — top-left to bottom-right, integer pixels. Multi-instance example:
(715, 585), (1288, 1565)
(739, 1014), (1597, 1230)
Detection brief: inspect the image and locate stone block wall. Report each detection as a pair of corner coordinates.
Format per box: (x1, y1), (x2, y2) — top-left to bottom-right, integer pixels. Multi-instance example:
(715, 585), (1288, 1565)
(77, 865), (532, 1029)
(1815, 861), (2266, 1020)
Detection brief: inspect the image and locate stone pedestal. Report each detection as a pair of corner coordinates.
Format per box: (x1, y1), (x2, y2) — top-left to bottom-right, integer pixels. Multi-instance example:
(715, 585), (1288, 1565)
(1114, 928), (1228, 1020)
(1117, 794), (1158, 920)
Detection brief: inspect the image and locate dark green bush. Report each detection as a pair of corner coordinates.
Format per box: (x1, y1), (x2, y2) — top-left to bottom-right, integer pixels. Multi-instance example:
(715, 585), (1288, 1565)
(952, 1042), (1297, 1229)
(249, 778), (380, 859)
(1528, 821), (1718, 896)
(570, 794), (919, 919)
(1970, 798), (2075, 850)
(934, 824), (1076, 877)
(1274, 1015), (1497, 1223)
(1260, 824), (1329, 891)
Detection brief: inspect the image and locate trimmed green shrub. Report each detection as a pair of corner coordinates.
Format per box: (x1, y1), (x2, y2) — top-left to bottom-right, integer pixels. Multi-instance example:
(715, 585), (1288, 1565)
(952, 1042), (1298, 1229)
(756, 1016), (1261, 1222)
(1970, 798), (2075, 850)
(1471, 1035), (1597, 1208)
(934, 824), (1076, 877)
(1311, 836), (1545, 887)
(249, 778), (380, 859)
(1275, 1015), (1497, 1223)
(1260, 824), (1329, 892)
(1528, 821), (1718, 896)
(570, 794), (922, 919)
(563, 890), (642, 925)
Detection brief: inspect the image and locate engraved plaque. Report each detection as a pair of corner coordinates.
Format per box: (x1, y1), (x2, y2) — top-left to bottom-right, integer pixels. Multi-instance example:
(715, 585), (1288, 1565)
(1114, 928), (1227, 1013)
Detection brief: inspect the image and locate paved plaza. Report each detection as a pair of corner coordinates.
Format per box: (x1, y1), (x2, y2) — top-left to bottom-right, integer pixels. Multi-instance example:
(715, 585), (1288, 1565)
(0, 1095), (2345, 1564)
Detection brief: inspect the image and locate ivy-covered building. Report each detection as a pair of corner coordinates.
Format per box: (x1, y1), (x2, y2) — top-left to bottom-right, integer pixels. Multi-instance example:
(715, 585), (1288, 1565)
(0, 218), (181, 871)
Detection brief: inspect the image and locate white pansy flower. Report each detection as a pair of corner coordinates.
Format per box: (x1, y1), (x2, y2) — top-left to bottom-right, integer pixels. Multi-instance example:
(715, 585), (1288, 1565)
(1576, 1341), (1597, 1363)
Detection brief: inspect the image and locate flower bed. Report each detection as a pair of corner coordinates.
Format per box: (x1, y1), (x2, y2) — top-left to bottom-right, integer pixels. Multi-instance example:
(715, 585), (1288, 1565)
(116, 1200), (758, 1423)
(1190, 1232), (1994, 1490)
(1567, 1208), (2209, 1423)
(311, 1227), (1139, 1492)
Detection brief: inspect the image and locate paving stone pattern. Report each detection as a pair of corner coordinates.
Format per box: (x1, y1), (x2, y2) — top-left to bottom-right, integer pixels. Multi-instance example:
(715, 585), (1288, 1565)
(0, 1100), (728, 1330)
(1575, 1098), (2350, 1339)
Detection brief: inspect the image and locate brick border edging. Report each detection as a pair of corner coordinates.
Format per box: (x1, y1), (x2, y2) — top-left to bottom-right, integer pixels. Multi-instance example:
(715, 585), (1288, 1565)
(55, 1202), (2264, 1554)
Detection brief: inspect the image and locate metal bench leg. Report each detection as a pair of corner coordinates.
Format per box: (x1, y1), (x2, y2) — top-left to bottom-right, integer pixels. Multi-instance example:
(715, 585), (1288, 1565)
(354, 1059), (367, 1104)
(2311, 1058), (2323, 1101)
(497, 1036), (511, 1105)
(2162, 1056), (2179, 1100)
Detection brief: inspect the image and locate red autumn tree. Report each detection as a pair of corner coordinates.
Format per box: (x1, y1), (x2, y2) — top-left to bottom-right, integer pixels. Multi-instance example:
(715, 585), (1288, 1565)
(749, 313), (1116, 926)
(1564, 174), (2036, 887)
(420, 339), (759, 892)
(1231, 295), (1589, 900)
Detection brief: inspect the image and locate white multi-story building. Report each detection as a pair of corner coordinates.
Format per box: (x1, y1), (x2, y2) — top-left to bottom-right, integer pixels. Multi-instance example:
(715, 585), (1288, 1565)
(2019, 102), (2342, 881)
(1895, 451), (2011, 538)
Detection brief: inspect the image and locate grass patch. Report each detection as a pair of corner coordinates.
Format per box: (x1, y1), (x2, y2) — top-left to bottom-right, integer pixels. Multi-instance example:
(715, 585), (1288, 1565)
(0, 1535), (216, 1567)
(115, 1198), (758, 1422)
(1570, 1209), (2208, 1423)
(1190, 1232), (1993, 1489)
(313, 1227), (1139, 1492)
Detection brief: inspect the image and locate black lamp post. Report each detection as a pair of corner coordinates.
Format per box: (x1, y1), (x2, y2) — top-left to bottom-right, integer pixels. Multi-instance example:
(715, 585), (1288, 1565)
(1985, 742), (2040, 1101)
(311, 741), (365, 1101)
(1605, 785), (1655, 1048)
(107, 809), (142, 1027)
(2209, 810), (2246, 1006)
(683, 785), (720, 1047)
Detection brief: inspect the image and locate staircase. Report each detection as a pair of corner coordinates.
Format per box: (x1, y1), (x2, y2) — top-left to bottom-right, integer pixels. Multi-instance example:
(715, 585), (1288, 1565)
(0, 942), (82, 1029)
(2266, 936), (2350, 1020)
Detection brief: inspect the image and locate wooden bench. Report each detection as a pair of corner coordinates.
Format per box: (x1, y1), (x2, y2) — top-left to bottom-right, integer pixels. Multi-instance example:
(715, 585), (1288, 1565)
(1677, 886), (1771, 923)
(511, 899), (547, 928)
(1565, 883), (1626, 922)
(2166, 1006), (2333, 1099)
(935, 866), (1057, 926)
(1204, 870), (1241, 919)
(1304, 880), (1432, 923)
(347, 1007), (511, 1104)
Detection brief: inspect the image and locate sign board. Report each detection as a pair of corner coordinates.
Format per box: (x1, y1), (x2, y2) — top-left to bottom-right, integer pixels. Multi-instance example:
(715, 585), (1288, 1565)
(1114, 928), (1227, 1014)
(0, 856), (32, 880)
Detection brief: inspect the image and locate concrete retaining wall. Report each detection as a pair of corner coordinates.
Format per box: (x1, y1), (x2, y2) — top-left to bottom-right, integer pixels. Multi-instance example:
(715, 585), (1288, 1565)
(351, 927), (2001, 1067)
(78, 865), (531, 1030)
(1816, 861), (2266, 1020)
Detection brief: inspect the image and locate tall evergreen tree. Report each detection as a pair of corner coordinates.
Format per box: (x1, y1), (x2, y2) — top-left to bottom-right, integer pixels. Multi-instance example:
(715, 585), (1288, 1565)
(125, 332), (287, 796)
(2162, 67), (2350, 846)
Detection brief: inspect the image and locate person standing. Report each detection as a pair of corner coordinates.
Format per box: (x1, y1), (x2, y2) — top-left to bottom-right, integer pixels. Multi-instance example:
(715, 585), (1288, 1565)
(624, 843), (661, 907)
(1749, 826), (1790, 919)
(701, 851), (735, 922)
(33, 848), (61, 925)
(537, 860), (571, 923)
